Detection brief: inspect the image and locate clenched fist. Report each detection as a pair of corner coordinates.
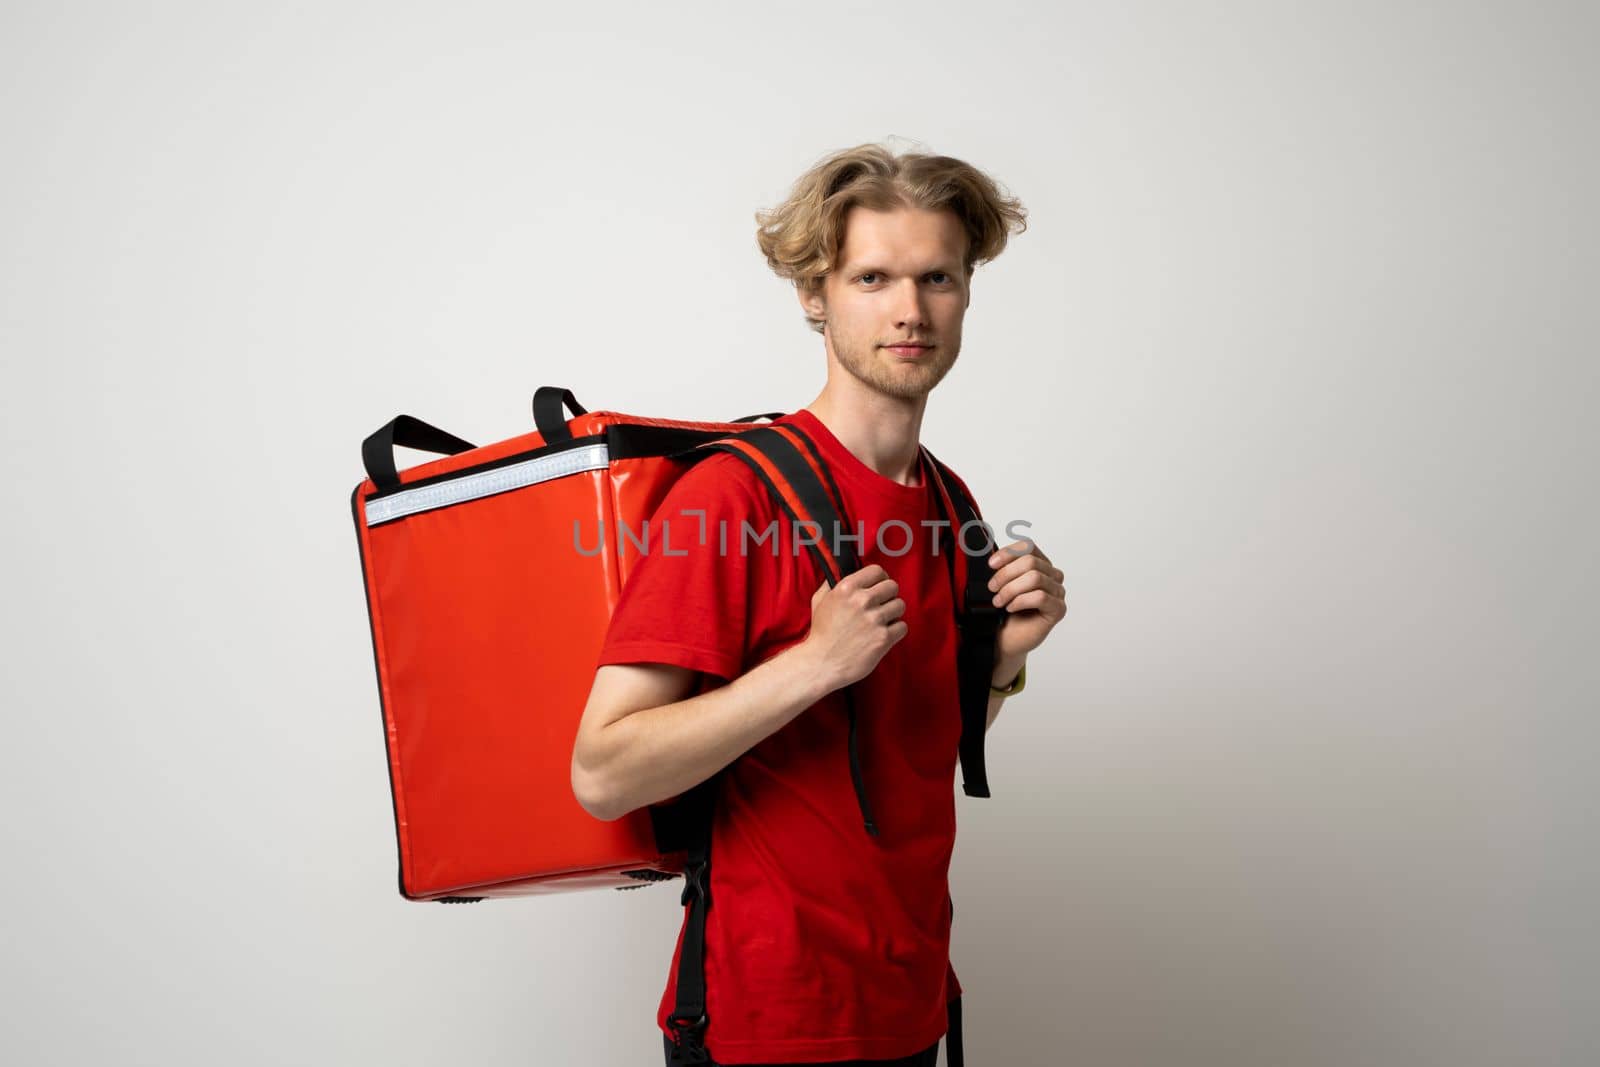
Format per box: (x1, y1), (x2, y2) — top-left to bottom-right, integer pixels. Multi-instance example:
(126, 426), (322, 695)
(800, 564), (907, 692)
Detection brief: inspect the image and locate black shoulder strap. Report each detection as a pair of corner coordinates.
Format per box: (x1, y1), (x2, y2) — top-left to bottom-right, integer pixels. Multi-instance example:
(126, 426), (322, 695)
(663, 767), (719, 1065)
(663, 426), (987, 1066)
(692, 425), (861, 582)
(664, 424), (878, 1067)
(692, 425), (879, 835)
(921, 447), (998, 799)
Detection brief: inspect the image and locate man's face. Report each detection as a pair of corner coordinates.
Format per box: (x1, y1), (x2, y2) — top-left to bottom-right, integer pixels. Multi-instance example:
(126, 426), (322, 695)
(802, 206), (972, 401)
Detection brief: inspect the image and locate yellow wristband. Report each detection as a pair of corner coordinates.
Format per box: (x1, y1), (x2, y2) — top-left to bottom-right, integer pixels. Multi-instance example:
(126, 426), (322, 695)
(989, 663), (1026, 697)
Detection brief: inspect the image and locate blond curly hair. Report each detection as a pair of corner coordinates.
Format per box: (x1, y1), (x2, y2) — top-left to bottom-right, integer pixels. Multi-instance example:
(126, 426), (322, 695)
(755, 142), (1028, 333)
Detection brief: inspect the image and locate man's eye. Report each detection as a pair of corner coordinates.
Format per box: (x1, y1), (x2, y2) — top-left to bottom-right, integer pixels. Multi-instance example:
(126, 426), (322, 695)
(858, 273), (878, 285)
(929, 272), (950, 284)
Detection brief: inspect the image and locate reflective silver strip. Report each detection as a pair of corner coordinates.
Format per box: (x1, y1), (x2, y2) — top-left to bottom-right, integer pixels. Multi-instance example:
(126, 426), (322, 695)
(364, 442), (611, 525)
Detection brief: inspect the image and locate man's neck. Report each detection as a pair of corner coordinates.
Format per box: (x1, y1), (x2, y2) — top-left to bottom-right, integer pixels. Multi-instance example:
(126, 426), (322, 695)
(803, 385), (927, 488)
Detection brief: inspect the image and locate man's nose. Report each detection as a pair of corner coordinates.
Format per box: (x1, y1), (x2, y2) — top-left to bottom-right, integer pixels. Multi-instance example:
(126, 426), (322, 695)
(891, 278), (929, 328)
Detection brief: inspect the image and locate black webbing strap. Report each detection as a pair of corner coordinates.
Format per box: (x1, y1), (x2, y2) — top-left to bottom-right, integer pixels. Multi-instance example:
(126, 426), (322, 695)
(665, 425), (882, 1066)
(693, 427), (878, 839)
(922, 447), (998, 799)
(661, 425), (984, 1064)
(946, 993), (965, 1067)
(532, 385), (588, 444)
(755, 422), (883, 838)
(664, 770), (722, 1066)
(670, 995), (963, 1067)
(775, 424), (855, 551)
(360, 415), (477, 494)
(701, 425), (863, 576)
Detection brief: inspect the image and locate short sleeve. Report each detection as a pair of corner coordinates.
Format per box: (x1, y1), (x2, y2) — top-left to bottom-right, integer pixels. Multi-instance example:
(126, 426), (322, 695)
(596, 453), (776, 684)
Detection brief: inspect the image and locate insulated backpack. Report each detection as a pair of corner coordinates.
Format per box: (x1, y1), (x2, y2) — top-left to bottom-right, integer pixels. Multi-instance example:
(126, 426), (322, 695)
(350, 386), (998, 1065)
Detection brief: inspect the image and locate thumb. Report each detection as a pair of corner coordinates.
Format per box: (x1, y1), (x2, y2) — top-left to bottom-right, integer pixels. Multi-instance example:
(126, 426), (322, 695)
(811, 580), (829, 607)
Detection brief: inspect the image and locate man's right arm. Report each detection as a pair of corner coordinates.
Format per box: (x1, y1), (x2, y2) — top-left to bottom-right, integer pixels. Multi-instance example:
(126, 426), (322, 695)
(570, 641), (832, 821)
(571, 565), (908, 821)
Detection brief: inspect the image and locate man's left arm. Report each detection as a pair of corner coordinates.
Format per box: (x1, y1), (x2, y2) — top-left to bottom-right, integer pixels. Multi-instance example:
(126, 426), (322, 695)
(982, 538), (1068, 733)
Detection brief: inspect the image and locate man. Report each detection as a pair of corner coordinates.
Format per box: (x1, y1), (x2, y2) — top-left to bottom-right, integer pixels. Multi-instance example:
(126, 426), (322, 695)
(570, 143), (1067, 1065)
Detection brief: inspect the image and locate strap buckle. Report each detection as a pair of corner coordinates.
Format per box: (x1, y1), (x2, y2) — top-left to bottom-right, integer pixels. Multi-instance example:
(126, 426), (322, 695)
(665, 1012), (711, 1064)
(679, 858), (710, 907)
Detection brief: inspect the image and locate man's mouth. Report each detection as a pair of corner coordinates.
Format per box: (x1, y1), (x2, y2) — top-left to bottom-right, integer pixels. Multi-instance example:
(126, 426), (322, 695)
(883, 343), (932, 358)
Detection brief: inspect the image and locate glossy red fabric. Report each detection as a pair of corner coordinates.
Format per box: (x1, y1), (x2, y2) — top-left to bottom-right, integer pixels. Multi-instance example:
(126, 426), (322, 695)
(352, 409), (779, 898)
(596, 409), (976, 1063)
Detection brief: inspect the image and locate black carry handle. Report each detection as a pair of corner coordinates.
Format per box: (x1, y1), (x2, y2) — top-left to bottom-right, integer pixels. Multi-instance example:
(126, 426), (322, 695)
(533, 386), (589, 443)
(362, 415), (477, 494)
(732, 411), (786, 423)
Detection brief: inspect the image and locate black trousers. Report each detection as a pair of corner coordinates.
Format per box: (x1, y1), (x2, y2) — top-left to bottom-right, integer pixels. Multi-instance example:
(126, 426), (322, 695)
(661, 1034), (941, 1067)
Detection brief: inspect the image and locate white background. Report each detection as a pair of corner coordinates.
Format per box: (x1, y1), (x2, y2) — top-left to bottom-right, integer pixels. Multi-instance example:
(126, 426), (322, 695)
(2, 2), (1594, 1065)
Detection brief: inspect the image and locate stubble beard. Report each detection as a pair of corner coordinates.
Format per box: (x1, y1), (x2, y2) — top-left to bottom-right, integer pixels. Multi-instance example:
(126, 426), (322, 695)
(825, 317), (959, 401)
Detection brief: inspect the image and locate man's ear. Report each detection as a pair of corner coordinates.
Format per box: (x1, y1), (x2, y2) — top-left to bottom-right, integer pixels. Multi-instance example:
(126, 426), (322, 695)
(798, 281), (827, 325)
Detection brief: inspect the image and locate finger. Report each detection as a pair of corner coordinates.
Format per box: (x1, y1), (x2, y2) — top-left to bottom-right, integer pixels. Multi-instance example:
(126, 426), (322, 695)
(988, 541), (1052, 573)
(1002, 588), (1062, 615)
(842, 564), (888, 588)
(863, 578), (900, 606)
(875, 598), (907, 623)
(995, 572), (1065, 608)
(987, 555), (1056, 593)
(987, 539), (1034, 566)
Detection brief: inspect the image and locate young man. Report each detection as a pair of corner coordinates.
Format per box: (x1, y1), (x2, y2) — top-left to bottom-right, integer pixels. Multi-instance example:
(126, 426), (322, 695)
(571, 144), (1067, 1066)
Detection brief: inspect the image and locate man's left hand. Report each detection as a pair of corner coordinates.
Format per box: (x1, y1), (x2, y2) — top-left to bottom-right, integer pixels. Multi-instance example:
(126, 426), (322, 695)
(986, 539), (1067, 662)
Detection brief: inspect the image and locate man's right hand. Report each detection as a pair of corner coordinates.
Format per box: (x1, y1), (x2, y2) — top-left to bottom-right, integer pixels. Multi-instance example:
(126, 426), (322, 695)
(802, 564), (908, 692)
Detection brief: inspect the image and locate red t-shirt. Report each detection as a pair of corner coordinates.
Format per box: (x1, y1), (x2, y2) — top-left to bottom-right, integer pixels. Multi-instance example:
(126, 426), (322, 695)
(595, 407), (978, 1064)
